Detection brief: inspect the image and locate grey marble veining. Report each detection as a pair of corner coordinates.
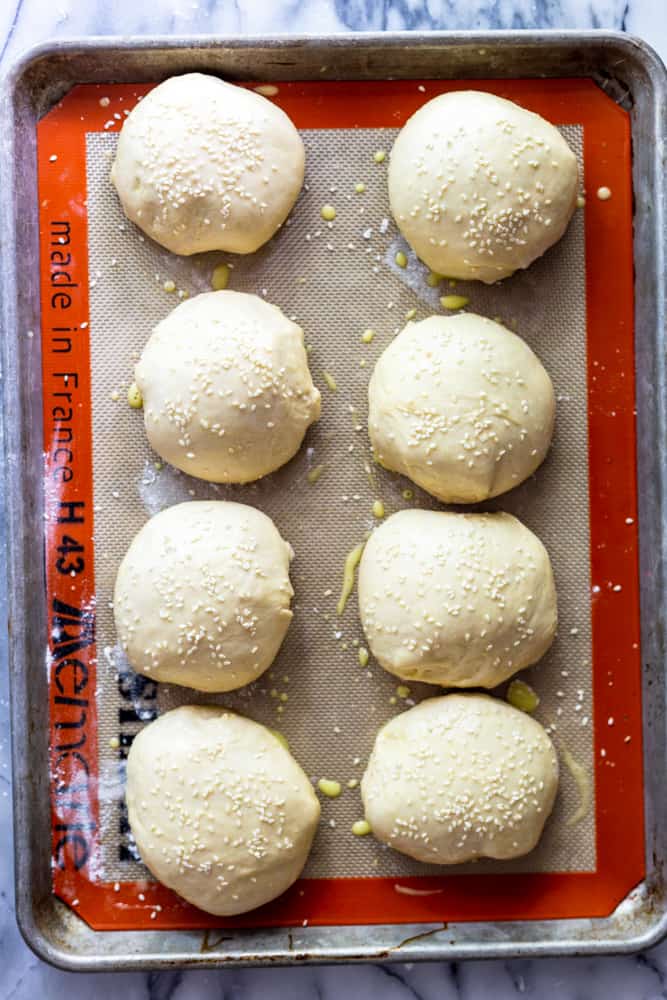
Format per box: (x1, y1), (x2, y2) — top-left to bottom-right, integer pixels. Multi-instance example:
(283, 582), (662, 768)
(2, 1), (667, 997)
(1, 0), (667, 63)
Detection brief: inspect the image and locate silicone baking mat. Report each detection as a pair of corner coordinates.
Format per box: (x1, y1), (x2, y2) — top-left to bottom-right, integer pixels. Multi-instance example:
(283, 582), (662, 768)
(38, 78), (642, 931)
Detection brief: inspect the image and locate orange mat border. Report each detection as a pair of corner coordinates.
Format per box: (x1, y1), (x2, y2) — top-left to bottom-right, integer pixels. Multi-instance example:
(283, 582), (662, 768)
(37, 77), (642, 932)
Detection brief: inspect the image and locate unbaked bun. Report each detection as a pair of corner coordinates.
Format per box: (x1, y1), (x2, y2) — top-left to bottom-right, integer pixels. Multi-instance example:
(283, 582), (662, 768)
(126, 705), (320, 915)
(111, 73), (305, 255)
(114, 501), (294, 692)
(136, 290), (320, 484)
(358, 509), (557, 688)
(361, 693), (558, 863)
(368, 313), (555, 504)
(388, 90), (578, 283)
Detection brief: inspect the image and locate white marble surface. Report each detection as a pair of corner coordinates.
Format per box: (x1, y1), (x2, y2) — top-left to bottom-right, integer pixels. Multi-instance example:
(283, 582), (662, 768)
(2, 1), (667, 996)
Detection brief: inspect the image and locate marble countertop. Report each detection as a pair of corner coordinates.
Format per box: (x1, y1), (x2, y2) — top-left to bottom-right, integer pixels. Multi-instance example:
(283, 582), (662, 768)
(2, 1), (667, 997)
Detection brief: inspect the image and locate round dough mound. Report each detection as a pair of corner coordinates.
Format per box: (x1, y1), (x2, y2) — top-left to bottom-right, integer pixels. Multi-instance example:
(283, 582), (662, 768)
(111, 73), (305, 255)
(136, 290), (320, 483)
(368, 313), (555, 504)
(114, 501), (294, 692)
(126, 705), (320, 915)
(361, 693), (558, 864)
(358, 509), (557, 688)
(388, 90), (578, 283)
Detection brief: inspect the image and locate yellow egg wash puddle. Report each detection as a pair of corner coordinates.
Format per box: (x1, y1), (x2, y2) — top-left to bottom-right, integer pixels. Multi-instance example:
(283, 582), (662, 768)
(318, 778), (342, 798)
(127, 382), (143, 409)
(337, 543), (365, 615)
(561, 747), (592, 827)
(352, 819), (371, 836)
(506, 679), (540, 714)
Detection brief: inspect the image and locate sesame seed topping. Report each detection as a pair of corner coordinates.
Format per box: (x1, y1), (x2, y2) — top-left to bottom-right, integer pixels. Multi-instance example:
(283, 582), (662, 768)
(362, 694), (558, 863)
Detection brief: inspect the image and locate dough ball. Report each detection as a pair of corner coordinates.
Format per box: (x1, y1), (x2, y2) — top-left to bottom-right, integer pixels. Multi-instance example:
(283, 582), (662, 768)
(126, 705), (320, 915)
(368, 313), (555, 504)
(361, 693), (558, 864)
(388, 90), (578, 283)
(358, 509), (557, 688)
(111, 73), (305, 255)
(136, 290), (320, 483)
(114, 501), (294, 692)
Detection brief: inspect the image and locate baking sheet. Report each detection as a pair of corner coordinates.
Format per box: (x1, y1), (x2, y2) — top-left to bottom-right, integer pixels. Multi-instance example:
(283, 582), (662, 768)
(7, 34), (655, 965)
(85, 119), (595, 887)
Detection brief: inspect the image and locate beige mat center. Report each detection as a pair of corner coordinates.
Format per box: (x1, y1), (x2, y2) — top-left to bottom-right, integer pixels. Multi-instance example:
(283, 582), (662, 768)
(87, 123), (594, 883)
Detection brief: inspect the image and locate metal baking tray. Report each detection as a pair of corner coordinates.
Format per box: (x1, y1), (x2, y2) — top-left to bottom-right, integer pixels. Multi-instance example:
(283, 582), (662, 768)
(1, 30), (666, 970)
